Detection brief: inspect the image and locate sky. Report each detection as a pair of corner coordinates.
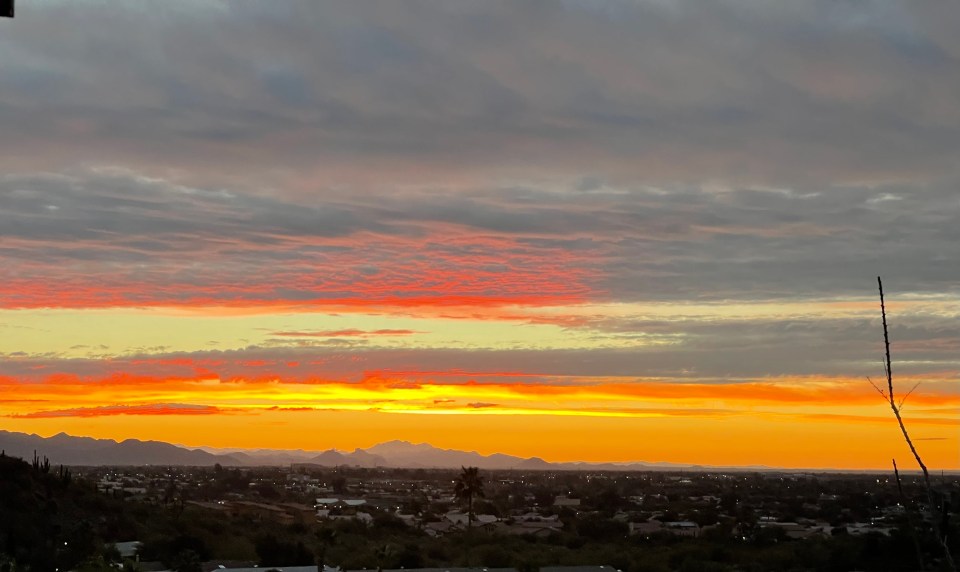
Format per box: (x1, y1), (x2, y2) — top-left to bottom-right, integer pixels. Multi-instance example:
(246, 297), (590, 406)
(0, 0), (958, 470)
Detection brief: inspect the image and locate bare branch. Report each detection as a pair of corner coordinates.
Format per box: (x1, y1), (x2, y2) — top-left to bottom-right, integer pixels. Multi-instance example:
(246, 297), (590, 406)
(898, 381), (922, 411)
(867, 376), (887, 399)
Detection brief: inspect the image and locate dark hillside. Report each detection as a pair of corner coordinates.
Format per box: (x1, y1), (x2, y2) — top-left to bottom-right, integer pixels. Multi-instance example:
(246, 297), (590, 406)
(0, 452), (132, 570)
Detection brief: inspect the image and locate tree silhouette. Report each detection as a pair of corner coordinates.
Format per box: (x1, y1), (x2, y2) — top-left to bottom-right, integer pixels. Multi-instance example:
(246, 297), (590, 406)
(314, 526), (337, 571)
(374, 544), (394, 572)
(169, 549), (201, 572)
(453, 466), (485, 528)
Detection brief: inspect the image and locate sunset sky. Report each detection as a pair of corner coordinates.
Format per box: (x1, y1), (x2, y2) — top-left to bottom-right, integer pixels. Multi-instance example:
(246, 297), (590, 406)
(1, 1), (958, 470)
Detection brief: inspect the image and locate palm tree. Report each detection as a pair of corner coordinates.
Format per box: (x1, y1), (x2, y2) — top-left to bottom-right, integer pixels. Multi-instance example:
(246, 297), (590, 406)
(453, 466), (485, 528)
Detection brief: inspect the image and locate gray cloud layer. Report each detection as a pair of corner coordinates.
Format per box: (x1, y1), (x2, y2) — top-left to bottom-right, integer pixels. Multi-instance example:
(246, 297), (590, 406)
(2, 168), (958, 302)
(1, 1), (959, 304)
(1, 1), (959, 184)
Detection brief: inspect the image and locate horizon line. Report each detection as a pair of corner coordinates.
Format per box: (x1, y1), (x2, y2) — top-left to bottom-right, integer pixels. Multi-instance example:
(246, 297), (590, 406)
(4, 428), (956, 474)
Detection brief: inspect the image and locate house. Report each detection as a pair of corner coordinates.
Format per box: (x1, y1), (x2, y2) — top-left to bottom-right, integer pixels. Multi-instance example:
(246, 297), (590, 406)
(761, 521), (820, 539)
(424, 520), (461, 537)
(394, 512), (419, 526)
(186, 500), (230, 513)
(316, 497), (369, 520)
(205, 567), (320, 572)
(514, 512), (560, 523)
(277, 502), (317, 523)
(323, 511), (374, 525)
(113, 540), (142, 559)
(553, 496), (581, 507)
(543, 567), (618, 572)
(629, 520), (664, 536)
(497, 520), (563, 537)
(228, 501), (295, 525)
(663, 521), (700, 537)
(380, 566), (615, 572)
(846, 523), (892, 536)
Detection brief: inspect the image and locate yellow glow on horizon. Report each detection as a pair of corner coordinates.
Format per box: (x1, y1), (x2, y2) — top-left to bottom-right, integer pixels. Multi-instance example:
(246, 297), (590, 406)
(4, 407), (957, 470)
(6, 294), (960, 358)
(0, 307), (681, 358)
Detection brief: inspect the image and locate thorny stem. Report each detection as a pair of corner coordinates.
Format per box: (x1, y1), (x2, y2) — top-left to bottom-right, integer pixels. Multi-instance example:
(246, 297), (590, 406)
(878, 277), (955, 571)
(879, 277), (930, 482)
(894, 458), (926, 571)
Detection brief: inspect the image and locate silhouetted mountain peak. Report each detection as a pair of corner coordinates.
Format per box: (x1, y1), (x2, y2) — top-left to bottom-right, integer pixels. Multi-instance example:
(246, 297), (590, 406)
(366, 440), (437, 455)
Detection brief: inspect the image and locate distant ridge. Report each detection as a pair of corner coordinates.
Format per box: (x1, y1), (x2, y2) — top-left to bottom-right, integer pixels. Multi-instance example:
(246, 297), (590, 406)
(0, 430), (241, 467)
(0, 431), (672, 468)
(0, 430), (897, 472)
(306, 449), (388, 467)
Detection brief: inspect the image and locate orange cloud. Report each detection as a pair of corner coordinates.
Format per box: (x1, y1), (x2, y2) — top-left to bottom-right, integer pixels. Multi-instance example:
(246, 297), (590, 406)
(2, 369), (958, 418)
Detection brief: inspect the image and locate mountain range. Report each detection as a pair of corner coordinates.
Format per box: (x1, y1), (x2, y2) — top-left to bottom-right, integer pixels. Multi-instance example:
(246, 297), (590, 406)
(0, 429), (728, 470)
